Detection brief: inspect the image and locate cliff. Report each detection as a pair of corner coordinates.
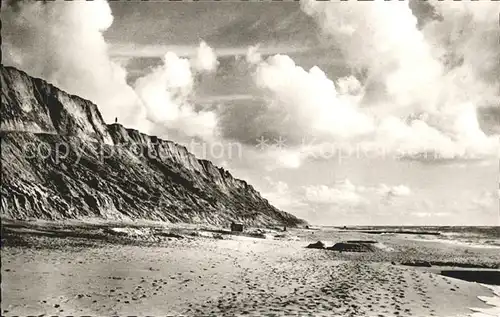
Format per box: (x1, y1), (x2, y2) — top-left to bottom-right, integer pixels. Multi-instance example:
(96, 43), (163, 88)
(0, 65), (305, 226)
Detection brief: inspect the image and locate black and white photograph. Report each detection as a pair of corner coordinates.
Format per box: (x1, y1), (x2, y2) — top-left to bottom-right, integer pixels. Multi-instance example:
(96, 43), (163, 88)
(1, 0), (499, 316)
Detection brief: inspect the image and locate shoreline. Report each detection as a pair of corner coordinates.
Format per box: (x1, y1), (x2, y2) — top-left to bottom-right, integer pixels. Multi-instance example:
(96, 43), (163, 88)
(2, 220), (500, 316)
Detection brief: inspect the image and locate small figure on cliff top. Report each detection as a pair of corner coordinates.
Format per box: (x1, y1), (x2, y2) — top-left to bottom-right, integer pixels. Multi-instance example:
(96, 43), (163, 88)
(115, 117), (118, 123)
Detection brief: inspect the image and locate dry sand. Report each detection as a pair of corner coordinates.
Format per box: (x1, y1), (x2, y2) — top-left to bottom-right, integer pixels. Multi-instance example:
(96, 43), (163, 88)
(1, 222), (499, 317)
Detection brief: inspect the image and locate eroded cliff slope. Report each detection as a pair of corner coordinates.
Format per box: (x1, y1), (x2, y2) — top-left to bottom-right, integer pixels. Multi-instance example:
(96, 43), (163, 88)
(1, 65), (305, 226)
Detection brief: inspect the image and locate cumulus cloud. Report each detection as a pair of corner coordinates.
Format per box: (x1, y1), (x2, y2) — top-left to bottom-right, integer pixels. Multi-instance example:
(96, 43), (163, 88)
(252, 54), (374, 142)
(471, 190), (497, 210)
(192, 41), (219, 73)
(336, 75), (364, 96)
(217, 52), (376, 162)
(1, 0), (142, 128)
(301, 0), (444, 110)
(390, 185), (411, 197)
(233, 16), (498, 168)
(133, 52), (217, 139)
(377, 184), (411, 197)
(301, 180), (411, 209)
(277, 0), (500, 164)
(267, 178), (412, 209)
(259, 177), (414, 223)
(424, 1), (500, 88)
(3, 0), (498, 173)
(240, 49), (496, 169)
(261, 177), (295, 207)
(1, 0), (220, 140)
(303, 180), (367, 206)
(259, 177), (309, 219)
(411, 212), (449, 219)
(246, 45), (262, 65)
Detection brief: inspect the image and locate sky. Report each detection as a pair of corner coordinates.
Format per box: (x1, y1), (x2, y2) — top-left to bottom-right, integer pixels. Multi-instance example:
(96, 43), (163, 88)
(2, 0), (499, 225)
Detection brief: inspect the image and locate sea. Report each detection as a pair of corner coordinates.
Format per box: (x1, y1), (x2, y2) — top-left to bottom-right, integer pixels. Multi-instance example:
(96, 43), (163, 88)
(327, 226), (500, 249)
(329, 226), (500, 317)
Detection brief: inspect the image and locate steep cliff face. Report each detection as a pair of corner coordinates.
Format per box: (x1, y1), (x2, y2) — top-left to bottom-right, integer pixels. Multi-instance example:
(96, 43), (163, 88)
(1, 65), (305, 227)
(1, 66), (113, 144)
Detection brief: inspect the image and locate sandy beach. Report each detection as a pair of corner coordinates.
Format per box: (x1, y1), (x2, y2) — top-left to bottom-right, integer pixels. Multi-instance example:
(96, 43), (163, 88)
(2, 1), (499, 316)
(2, 221), (499, 317)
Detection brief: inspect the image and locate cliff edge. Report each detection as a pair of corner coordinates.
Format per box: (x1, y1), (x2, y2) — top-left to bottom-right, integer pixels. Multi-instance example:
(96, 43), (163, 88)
(1, 65), (306, 227)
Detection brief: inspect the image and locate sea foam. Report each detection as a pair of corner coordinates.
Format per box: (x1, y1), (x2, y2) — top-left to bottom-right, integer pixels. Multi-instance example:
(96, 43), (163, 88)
(468, 285), (500, 317)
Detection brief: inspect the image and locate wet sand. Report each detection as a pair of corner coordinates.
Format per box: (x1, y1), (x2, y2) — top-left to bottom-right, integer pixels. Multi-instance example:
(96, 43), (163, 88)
(1, 221), (499, 316)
